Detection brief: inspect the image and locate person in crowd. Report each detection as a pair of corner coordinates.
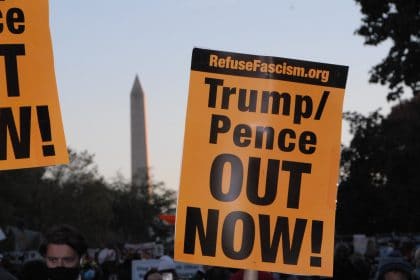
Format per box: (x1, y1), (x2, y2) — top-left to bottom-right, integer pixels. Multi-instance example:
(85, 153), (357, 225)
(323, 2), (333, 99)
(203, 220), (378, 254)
(116, 257), (131, 280)
(0, 253), (18, 280)
(157, 255), (178, 280)
(18, 259), (49, 280)
(365, 239), (379, 279)
(349, 252), (370, 279)
(97, 246), (118, 280)
(190, 266), (206, 280)
(80, 255), (103, 280)
(144, 268), (162, 280)
(376, 250), (412, 280)
(39, 224), (88, 280)
(191, 265), (233, 280)
(411, 247), (420, 280)
(333, 242), (359, 280)
(229, 269), (275, 280)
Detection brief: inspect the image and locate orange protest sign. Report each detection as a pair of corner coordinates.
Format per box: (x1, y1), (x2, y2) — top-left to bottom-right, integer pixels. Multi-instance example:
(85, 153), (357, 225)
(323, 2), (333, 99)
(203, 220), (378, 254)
(0, 0), (68, 169)
(175, 48), (348, 276)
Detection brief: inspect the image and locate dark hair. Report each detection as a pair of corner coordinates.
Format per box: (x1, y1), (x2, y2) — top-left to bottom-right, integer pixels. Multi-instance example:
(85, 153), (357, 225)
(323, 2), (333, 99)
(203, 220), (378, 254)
(144, 268), (160, 280)
(39, 224), (87, 257)
(377, 254), (413, 280)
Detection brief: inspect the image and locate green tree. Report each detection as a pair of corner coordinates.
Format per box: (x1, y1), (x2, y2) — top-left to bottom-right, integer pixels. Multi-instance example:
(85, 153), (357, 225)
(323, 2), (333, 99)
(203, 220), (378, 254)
(0, 167), (45, 227)
(337, 111), (387, 234)
(43, 149), (104, 186)
(337, 95), (420, 233)
(0, 148), (177, 248)
(355, 0), (420, 100)
(111, 180), (176, 243)
(337, 0), (420, 235)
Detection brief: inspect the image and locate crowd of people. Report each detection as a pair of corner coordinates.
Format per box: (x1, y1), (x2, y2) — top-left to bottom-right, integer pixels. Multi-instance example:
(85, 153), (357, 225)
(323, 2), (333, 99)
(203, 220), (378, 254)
(1, 224), (420, 280)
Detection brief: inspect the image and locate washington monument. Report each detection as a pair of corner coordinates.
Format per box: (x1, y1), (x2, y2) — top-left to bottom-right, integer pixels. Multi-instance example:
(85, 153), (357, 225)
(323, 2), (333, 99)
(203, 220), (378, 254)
(130, 75), (149, 188)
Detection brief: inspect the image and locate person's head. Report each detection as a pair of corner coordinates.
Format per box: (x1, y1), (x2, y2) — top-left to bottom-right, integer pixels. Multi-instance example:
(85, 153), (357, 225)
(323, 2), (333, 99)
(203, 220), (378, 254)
(158, 255), (178, 280)
(39, 224), (87, 280)
(144, 268), (163, 280)
(382, 270), (410, 280)
(334, 242), (351, 260)
(414, 247), (420, 268)
(376, 251), (412, 280)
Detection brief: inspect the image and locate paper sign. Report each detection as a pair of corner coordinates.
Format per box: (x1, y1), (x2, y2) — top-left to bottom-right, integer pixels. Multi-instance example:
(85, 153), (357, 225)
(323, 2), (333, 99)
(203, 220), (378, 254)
(0, 0), (68, 169)
(175, 48), (348, 276)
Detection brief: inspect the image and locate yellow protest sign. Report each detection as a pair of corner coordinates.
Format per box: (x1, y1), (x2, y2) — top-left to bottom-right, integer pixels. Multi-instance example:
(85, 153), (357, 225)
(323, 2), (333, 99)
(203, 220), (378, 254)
(0, 0), (68, 169)
(175, 48), (348, 276)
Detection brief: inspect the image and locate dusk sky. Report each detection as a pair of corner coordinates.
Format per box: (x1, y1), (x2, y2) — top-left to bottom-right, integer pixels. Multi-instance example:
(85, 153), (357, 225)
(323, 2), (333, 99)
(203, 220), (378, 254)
(49, 0), (395, 190)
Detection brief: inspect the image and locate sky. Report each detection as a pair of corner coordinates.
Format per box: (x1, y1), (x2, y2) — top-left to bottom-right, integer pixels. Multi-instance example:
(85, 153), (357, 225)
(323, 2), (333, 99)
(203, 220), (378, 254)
(48, 0), (393, 191)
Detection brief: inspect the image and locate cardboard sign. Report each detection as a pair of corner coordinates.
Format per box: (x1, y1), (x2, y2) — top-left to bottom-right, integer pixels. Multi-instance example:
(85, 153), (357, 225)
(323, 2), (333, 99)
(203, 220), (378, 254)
(175, 48), (348, 276)
(0, 0), (68, 169)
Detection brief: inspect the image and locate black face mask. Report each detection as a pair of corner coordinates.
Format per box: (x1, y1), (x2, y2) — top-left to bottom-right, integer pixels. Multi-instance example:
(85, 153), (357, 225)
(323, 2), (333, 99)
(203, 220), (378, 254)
(48, 267), (80, 280)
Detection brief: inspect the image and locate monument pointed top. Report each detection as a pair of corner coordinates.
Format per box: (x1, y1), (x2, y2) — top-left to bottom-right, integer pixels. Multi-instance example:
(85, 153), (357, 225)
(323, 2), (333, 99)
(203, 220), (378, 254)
(131, 74), (144, 97)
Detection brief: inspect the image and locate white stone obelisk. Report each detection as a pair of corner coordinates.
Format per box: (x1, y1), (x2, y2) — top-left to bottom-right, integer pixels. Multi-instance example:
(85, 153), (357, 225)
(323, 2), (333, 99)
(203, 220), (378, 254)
(130, 75), (149, 188)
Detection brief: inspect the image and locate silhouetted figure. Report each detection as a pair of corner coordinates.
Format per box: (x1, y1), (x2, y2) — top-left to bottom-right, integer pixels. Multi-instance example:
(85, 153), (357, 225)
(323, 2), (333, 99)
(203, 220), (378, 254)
(0, 253), (17, 280)
(376, 250), (412, 280)
(19, 259), (48, 280)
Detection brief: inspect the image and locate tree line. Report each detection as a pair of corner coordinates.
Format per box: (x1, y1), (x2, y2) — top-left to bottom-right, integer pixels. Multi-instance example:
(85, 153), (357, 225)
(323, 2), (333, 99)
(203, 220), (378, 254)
(336, 0), (420, 234)
(0, 0), (419, 244)
(0, 149), (176, 248)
